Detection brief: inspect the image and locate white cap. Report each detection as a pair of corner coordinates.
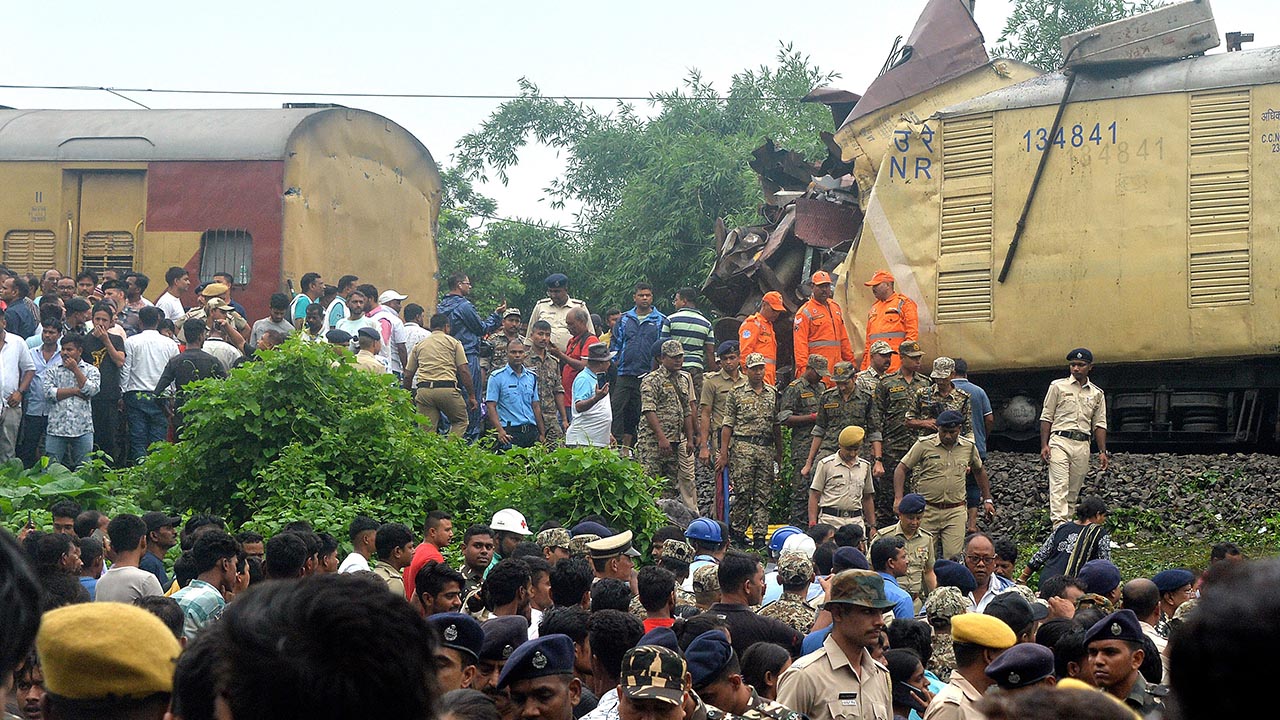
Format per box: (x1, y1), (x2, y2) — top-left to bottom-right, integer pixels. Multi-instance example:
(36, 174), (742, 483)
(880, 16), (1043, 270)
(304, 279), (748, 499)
(781, 533), (816, 558)
(378, 289), (408, 304)
(490, 508), (531, 535)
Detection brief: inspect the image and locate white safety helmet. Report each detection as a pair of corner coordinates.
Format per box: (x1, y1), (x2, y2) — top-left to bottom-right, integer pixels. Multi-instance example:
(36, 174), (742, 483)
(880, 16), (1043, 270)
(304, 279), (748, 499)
(781, 533), (817, 559)
(490, 508), (531, 535)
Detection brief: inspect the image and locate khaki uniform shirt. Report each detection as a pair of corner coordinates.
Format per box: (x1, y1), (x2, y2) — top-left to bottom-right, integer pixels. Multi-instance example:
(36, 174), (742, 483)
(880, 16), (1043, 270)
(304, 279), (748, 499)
(723, 384), (778, 439)
(640, 368), (695, 443)
(1040, 376), (1107, 433)
(371, 559), (405, 597)
(701, 369), (747, 432)
(922, 673), (983, 720)
(777, 634), (892, 720)
(406, 332), (467, 384)
(877, 521), (935, 599)
(355, 350), (388, 374)
(528, 296), (591, 351)
(899, 435), (982, 505)
(870, 371), (931, 455)
(810, 454), (875, 511)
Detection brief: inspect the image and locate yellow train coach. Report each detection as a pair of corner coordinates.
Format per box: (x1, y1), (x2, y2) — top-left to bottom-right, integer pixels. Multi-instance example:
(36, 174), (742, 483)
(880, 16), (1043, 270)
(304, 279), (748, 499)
(836, 45), (1280, 445)
(0, 105), (441, 317)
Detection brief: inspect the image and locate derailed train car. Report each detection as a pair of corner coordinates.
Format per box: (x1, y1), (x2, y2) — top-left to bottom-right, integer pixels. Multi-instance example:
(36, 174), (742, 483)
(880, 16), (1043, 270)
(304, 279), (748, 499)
(832, 1), (1280, 446)
(0, 105), (441, 317)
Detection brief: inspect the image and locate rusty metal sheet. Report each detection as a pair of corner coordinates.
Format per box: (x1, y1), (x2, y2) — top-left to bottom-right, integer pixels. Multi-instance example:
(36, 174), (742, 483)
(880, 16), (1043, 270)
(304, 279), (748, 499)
(841, 0), (990, 130)
(802, 86), (863, 127)
(750, 139), (820, 205)
(794, 198), (862, 249)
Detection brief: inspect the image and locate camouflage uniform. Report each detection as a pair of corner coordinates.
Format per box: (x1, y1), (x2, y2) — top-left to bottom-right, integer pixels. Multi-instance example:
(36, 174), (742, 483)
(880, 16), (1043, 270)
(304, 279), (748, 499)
(809, 362), (875, 464)
(486, 331), (530, 375)
(740, 689), (805, 720)
(662, 539), (700, 607)
(870, 363), (931, 495)
(758, 553), (818, 635)
(722, 377), (779, 544)
(568, 534), (599, 559)
(777, 358), (826, 526)
(638, 365), (697, 504)
(905, 384), (973, 439)
(691, 564), (721, 609)
(923, 586), (969, 682)
(526, 349), (565, 446)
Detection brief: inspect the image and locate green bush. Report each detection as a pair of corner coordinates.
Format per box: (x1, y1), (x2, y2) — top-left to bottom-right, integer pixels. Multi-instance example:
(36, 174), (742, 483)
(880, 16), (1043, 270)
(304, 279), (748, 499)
(102, 338), (665, 547)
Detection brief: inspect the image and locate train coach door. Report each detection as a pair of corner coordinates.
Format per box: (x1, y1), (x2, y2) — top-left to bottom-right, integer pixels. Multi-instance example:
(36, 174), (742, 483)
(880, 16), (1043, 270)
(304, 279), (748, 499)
(69, 171), (144, 276)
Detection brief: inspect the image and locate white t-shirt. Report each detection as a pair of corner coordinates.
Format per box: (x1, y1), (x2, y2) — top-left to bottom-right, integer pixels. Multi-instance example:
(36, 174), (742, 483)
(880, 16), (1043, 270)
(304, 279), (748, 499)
(95, 564), (164, 602)
(155, 292), (185, 321)
(367, 306), (408, 374)
(338, 552), (371, 574)
(0, 332), (35, 398)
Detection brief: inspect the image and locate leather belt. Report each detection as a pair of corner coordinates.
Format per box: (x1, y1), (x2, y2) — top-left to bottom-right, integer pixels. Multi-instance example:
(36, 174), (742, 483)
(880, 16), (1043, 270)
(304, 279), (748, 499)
(1052, 430), (1090, 441)
(931, 500), (967, 510)
(733, 434), (773, 445)
(417, 380), (457, 389)
(820, 506), (862, 518)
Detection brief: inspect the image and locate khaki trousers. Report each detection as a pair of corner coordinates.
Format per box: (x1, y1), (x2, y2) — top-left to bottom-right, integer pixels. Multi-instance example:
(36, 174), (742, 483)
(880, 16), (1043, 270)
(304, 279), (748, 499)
(676, 441), (698, 511)
(1047, 435), (1090, 525)
(415, 387), (468, 435)
(921, 505), (967, 560)
(818, 513), (865, 531)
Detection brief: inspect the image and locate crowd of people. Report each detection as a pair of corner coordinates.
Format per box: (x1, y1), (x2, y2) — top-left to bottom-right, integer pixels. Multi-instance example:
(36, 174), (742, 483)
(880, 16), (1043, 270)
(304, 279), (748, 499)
(2, 498), (1273, 720)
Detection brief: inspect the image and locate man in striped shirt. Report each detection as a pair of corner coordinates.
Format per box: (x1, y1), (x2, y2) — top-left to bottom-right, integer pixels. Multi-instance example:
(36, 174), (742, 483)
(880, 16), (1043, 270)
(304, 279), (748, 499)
(662, 288), (715, 399)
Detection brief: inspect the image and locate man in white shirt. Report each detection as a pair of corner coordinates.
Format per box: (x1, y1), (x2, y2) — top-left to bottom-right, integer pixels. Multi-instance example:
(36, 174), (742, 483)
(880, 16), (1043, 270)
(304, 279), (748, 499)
(95, 513), (164, 603)
(364, 286), (408, 378)
(401, 302), (432, 351)
(121, 306), (179, 463)
(0, 312), (36, 463)
(155, 266), (190, 321)
(338, 516), (381, 574)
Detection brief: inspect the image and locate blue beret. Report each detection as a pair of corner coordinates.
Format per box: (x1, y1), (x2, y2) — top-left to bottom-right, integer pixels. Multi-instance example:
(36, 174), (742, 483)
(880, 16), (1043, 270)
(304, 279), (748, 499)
(638, 626), (681, 653)
(428, 612), (483, 663)
(934, 560), (977, 594)
(714, 341), (739, 357)
(325, 329), (352, 343)
(937, 410), (965, 427)
(686, 631), (733, 689)
(1077, 560), (1122, 596)
(356, 326), (380, 341)
(685, 518), (723, 543)
(1067, 347), (1093, 363)
(832, 547), (870, 572)
(497, 634), (575, 689)
(480, 615), (529, 662)
(1152, 569), (1195, 594)
(545, 273), (569, 288)
(985, 642), (1055, 689)
(571, 521), (613, 538)
(1084, 609), (1144, 646)
(898, 493), (927, 514)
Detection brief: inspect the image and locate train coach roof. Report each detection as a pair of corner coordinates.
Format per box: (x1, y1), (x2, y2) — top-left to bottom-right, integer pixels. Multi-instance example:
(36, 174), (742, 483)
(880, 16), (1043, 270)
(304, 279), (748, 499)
(0, 107), (366, 161)
(938, 45), (1280, 118)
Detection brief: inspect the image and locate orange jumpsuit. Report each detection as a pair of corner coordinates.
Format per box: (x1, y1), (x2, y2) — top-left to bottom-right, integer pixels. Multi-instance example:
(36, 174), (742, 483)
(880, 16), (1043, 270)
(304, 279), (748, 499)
(862, 292), (918, 372)
(738, 312), (778, 386)
(793, 297), (854, 386)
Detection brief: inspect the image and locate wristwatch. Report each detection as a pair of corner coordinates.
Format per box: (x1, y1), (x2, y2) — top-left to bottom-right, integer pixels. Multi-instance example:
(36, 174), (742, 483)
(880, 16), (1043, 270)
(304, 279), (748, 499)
(873, 456), (883, 462)
(983, 498), (994, 504)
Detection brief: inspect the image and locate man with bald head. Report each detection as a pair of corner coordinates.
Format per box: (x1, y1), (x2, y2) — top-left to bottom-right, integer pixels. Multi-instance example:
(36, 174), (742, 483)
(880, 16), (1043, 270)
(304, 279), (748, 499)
(1121, 578), (1168, 683)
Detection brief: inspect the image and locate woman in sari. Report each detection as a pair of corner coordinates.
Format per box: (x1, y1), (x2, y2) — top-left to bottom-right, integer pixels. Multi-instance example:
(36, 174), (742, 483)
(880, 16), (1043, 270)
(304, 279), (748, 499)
(1018, 496), (1110, 585)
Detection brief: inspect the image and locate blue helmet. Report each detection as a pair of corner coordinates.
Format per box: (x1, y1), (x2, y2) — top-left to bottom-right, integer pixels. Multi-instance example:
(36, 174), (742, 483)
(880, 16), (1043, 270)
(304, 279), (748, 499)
(684, 518), (723, 543)
(768, 526), (804, 554)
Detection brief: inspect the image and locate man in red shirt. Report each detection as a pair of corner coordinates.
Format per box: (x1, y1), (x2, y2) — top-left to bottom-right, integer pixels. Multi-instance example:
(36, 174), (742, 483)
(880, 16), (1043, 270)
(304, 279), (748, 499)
(404, 510), (454, 599)
(553, 307), (599, 404)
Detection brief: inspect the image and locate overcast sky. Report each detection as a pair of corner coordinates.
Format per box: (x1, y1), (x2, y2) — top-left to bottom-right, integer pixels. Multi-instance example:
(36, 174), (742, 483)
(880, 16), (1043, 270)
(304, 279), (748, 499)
(3, 1), (1273, 227)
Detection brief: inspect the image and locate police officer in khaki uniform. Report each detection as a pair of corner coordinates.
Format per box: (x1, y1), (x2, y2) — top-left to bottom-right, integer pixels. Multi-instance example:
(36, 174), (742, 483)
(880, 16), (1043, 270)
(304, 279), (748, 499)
(876, 492), (936, 606)
(808, 426), (876, 531)
(923, 614), (1016, 720)
(528, 273), (592, 352)
(1040, 348), (1109, 526)
(893, 411), (992, 561)
(776, 570), (896, 720)
(869, 340), (931, 493)
(639, 340), (698, 510)
(404, 314), (478, 434)
(719, 352), (782, 546)
(778, 354), (828, 525)
(699, 341), (746, 467)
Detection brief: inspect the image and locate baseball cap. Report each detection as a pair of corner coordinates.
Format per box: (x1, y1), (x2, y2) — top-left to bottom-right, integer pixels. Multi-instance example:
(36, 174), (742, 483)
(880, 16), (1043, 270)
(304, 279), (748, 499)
(898, 340), (924, 357)
(869, 340), (894, 355)
(831, 361), (856, 382)
(142, 511), (181, 533)
(811, 270), (833, 286)
(660, 340), (684, 357)
(931, 357), (956, 380)
(378, 290), (408, 304)
(806, 355), (829, 377)
(761, 291), (785, 311)
(864, 270), (895, 286)
(744, 352), (767, 368)
(825, 569), (896, 610)
(504, 307), (522, 319)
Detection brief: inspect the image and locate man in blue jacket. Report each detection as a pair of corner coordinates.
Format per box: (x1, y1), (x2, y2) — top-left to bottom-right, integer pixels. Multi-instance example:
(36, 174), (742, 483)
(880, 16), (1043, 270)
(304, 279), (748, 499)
(608, 282), (666, 452)
(438, 272), (506, 441)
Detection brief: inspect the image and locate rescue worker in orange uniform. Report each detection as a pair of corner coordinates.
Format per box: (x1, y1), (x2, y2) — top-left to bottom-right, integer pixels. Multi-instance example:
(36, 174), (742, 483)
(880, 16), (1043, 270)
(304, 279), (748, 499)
(794, 271), (855, 388)
(739, 291), (784, 386)
(861, 270), (918, 374)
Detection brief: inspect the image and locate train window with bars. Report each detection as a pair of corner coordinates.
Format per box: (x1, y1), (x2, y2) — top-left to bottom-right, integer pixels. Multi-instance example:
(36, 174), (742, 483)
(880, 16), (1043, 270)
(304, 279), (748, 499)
(3, 230), (57, 275)
(199, 230), (253, 285)
(80, 232), (135, 276)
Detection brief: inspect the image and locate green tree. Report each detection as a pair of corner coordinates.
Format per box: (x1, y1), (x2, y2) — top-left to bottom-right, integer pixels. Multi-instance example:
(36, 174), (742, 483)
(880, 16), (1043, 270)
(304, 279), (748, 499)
(453, 44), (837, 315)
(993, 0), (1163, 71)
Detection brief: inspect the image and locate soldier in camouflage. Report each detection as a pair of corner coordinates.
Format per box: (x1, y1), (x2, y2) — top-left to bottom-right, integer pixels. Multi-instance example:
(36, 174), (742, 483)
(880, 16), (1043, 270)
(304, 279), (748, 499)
(758, 553), (818, 635)
(660, 539), (700, 607)
(856, 342), (896, 519)
(691, 564), (722, 611)
(923, 585), (969, 682)
(870, 340), (932, 499)
(638, 340), (698, 510)
(486, 308), (530, 375)
(687, 629), (805, 720)
(777, 355), (828, 526)
(527, 319), (568, 446)
(569, 534), (600, 559)
(800, 361), (875, 481)
(905, 357), (972, 439)
(718, 353), (782, 546)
